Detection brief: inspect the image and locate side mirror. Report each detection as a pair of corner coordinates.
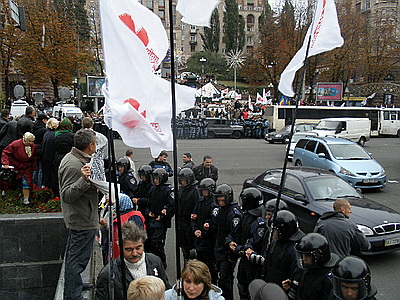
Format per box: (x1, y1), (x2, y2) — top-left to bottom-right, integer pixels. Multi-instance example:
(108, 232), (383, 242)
(317, 153), (326, 159)
(294, 194), (307, 203)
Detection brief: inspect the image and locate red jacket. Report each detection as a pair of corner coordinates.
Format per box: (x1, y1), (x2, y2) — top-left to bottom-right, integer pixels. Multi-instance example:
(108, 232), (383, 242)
(1, 138), (37, 186)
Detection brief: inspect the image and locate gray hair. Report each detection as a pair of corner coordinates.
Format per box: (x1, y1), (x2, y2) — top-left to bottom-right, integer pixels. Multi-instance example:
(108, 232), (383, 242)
(74, 129), (96, 151)
(46, 118), (59, 129)
(122, 222), (147, 243)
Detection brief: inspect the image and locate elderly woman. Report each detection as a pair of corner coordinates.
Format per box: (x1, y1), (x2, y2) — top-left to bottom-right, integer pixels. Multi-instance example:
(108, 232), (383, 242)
(165, 260), (224, 300)
(1, 132), (37, 205)
(42, 118), (59, 189)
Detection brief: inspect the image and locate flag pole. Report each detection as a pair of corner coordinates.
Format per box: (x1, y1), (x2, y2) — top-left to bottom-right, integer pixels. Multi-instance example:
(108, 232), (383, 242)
(269, 0), (318, 244)
(168, 0), (182, 280)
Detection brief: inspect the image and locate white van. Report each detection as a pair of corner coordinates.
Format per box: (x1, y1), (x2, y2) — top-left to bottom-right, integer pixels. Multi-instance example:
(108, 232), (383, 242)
(312, 117), (371, 146)
(53, 104), (83, 119)
(10, 100), (29, 118)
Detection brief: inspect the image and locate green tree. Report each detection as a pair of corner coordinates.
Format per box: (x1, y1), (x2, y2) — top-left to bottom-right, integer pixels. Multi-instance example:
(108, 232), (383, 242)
(53, 0), (91, 42)
(16, 0), (92, 99)
(223, 0), (245, 52)
(200, 8), (220, 53)
(186, 51), (230, 79)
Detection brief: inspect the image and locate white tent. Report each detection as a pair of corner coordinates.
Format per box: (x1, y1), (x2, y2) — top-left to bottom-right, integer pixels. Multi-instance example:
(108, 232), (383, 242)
(195, 82), (221, 98)
(225, 90), (242, 99)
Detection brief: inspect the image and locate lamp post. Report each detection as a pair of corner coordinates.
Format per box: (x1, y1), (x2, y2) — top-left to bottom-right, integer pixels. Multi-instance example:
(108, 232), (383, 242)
(226, 49), (245, 93)
(199, 57), (207, 103)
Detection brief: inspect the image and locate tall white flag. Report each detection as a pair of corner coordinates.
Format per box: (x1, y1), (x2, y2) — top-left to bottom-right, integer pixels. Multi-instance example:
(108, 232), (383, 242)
(256, 93), (263, 104)
(262, 88), (267, 104)
(100, 0), (195, 157)
(177, 0), (220, 27)
(278, 0), (344, 97)
(248, 95), (254, 111)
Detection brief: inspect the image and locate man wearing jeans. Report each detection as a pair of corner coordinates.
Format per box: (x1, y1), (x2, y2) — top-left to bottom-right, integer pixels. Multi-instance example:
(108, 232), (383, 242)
(59, 129), (98, 300)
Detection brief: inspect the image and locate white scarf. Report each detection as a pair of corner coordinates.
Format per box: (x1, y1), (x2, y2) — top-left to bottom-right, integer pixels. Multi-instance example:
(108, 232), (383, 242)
(124, 252), (147, 279)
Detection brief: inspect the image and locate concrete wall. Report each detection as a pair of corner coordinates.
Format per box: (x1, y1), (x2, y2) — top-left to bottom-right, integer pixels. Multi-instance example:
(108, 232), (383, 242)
(0, 213), (68, 300)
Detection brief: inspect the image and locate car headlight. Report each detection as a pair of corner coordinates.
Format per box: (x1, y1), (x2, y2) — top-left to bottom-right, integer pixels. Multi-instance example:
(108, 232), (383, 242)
(381, 169), (386, 176)
(339, 167), (356, 177)
(275, 134), (282, 137)
(357, 224), (374, 236)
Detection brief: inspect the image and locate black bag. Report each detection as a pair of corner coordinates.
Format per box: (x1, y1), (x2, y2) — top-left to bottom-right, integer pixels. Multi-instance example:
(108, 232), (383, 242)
(0, 168), (18, 183)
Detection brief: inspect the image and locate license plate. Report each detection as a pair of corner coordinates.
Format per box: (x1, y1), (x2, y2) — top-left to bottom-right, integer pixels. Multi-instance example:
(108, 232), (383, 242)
(385, 237), (400, 246)
(363, 179), (378, 183)
(266, 137), (272, 141)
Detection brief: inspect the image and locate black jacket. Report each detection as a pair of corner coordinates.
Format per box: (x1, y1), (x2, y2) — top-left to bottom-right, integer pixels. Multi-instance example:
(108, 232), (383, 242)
(314, 211), (370, 258)
(95, 253), (170, 300)
(193, 164), (218, 182)
(0, 120), (18, 148)
(17, 114), (34, 137)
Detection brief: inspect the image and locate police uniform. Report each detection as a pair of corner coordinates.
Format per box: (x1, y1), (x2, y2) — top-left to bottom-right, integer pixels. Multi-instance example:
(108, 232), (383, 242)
(118, 170), (138, 199)
(146, 183), (174, 268)
(295, 267), (334, 300)
(212, 203), (242, 300)
(191, 194), (217, 283)
(177, 182), (199, 260)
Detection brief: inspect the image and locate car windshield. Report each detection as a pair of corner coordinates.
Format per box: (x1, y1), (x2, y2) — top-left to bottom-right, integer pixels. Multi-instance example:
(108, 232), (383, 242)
(305, 176), (361, 200)
(329, 144), (371, 160)
(316, 120), (340, 130)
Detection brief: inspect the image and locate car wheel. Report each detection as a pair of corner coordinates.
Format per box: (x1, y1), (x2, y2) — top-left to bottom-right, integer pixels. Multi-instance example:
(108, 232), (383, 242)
(295, 160), (302, 166)
(231, 131), (242, 139)
(207, 131), (216, 139)
(283, 136), (290, 144)
(358, 137), (366, 147)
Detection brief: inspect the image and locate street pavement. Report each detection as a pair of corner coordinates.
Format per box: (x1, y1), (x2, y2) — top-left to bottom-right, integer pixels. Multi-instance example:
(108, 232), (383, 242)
(114, 136), (400, 299)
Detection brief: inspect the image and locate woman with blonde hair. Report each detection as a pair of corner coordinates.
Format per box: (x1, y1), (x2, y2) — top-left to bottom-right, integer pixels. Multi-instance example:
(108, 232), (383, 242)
(42, 118), (59, 189)
(165, 260), (224, 300)
(128, 275), (166, 300)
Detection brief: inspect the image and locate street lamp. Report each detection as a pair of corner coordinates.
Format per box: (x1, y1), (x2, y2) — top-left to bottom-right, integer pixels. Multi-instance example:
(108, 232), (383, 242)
(226, 49), (245, 92)
(199, 57), (207, 75)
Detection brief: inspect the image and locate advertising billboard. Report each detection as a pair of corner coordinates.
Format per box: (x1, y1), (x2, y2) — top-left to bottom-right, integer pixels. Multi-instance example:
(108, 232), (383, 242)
(316, 82), (343, 101)
(87, 76), (105, 97)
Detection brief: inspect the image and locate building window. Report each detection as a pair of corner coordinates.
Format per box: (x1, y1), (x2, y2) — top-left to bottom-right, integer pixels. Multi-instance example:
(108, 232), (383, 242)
(247, 26), (254, 31)
(247, 36), (253, 44)
(190, 35), (196, 42)
(181, 34), (185, 40)
(355, 2), (361, 11)
(247, 14), (255, 24)
(181, 23), (185, 30)
(158, 0), (165, 7)
(190, 45), (196, 52)
(366, 0), (370, 9)
(181, 46), (185, 52)
(158, 10), (165, 19)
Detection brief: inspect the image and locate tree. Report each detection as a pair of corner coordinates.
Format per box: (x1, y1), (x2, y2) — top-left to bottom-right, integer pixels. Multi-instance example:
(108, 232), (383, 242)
(223, 0), (245, 52)
(200, 8), (220, 53)
(16, 0), (92, 99)
(186, 51), (230, 79)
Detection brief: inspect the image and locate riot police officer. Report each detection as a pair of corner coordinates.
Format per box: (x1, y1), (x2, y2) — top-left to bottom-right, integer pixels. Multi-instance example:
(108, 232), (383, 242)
(263, 211), (305, 286)
(192, 178), (217, 283)
(212, 184), (242, 300)
(177, 168), (199, 261)
(285, 233), (339, 300)
(146, 168), (175, 268)
(116, 157), (137, 200)
(132, 164), (153, 223)
(235, 187), (264, 299)
(330, 256), (377, 300)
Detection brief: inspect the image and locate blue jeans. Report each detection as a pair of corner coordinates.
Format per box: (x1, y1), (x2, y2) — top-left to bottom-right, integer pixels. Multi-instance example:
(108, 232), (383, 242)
(64, 229), (96, 300)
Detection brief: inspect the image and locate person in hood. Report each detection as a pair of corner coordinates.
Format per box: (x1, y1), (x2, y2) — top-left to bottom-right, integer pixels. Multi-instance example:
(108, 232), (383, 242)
(164, 259), (224, 300)
(314, 198), (370, 258)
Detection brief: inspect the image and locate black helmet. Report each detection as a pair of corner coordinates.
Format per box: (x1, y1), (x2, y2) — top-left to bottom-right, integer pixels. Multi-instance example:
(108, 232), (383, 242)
(265, 198), (288, 213)
(138, 164), (152, 179)
(332, 256), (372, 300)
(295, 233), (331, 269)
(178, 168), (197, 185)
(116, 157), (131, 173)
(213, 184), (234, 205)
(151, 168), (168, 184)
(198, 178), (216, 195)
(273, 210), (299, 240)
(240, 187), (263, 212)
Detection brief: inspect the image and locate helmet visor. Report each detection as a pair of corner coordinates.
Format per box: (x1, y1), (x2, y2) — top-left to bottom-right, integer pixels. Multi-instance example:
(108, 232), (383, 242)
(332, 276), (368, 300)
(295, 249), (319, 270)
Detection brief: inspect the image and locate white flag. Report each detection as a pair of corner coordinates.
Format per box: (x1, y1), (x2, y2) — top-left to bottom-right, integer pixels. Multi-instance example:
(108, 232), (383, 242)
(266, 90), (271, 97)
(248, 95), (254, 111)
(256, 93), (263, 104)
(177, 0), (220, 27)
(278, 0), (344, 97)
(262, 88), (267, 104)
(100, 0), (195, 157)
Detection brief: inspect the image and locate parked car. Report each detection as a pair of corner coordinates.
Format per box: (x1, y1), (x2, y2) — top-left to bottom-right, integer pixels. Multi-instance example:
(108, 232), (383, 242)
(287, 132), (318, 161)
(243, 167), (400, 255)
(293, 136), (386, 189)
(206, 118), (244, 139)
(265, 123), (316, 144)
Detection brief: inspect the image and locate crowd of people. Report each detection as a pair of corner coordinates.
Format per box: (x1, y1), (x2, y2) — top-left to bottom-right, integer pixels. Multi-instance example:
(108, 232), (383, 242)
(0, 105), (377, 300)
